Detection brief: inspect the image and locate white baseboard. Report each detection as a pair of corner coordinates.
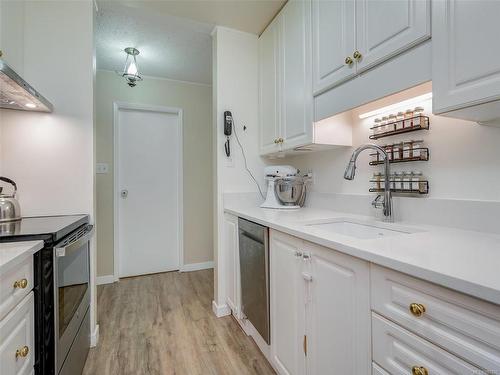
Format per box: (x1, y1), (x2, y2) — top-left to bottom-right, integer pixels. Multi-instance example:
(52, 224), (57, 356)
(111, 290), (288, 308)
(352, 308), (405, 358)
(96, 274), (117, 285)
(212, 300), (231, 318)
(90, 324), (99, 347)
(180, 261), (214, 272)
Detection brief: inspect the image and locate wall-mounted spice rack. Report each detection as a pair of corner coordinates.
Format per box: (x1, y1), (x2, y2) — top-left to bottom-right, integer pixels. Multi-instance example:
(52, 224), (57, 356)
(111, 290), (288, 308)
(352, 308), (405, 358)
(370, 172), (429, 195)
(369, 115), (430, 140)
(369, 140), (429, 165)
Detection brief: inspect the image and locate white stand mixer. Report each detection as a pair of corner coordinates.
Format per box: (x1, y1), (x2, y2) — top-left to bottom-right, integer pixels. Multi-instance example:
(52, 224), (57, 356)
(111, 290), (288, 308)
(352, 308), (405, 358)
(260, 165), (301, 209)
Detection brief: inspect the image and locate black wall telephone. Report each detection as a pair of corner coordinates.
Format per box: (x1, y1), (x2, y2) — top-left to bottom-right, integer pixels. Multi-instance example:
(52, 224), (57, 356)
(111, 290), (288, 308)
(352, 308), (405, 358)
(224, 111), (233, 157)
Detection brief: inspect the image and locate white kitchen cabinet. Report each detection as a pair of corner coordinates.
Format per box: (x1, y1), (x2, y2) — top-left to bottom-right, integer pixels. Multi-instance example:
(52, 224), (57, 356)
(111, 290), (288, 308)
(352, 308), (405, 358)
(312, 0), (355, 95)
(372, 313), (483, 374)
(270, 230), (306, 375)
(0, 255), (33, 321)
(269, 230), (371, 375)
(259, 17), (281, 155)
(0, 0), (25, 74)
(0, 293), (34, 375)
(432, 0), (500, 125)
(304, 240), (371, 375)
(280, 0), (313, 150)
(355, 0), (430, 72)
(224, 213), (240, 317)
(312, 0), (430, 95)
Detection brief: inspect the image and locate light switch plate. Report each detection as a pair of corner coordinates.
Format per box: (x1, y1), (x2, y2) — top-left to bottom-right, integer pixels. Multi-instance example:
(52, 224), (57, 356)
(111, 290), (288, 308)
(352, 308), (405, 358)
(96, 163), (109, 174)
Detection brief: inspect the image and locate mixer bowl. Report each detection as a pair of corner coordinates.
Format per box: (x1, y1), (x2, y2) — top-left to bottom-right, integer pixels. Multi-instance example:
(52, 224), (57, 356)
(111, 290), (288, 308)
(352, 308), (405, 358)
(275, 177), (306, 206)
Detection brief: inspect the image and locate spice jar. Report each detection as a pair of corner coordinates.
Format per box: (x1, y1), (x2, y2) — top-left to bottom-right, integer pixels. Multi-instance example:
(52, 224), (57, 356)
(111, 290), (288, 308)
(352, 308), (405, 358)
(373, 172), (382, 190)
(396, 112), (404, 130)
(393, 142), (401, 160)
(402, 172), (411, 191)
(388, 114), (397, 132)
(404, 109), (414, 128)
(402, 142), (411, 159)
(384, 144), (393, 161)
(373, 118), (382, 137)
(411, 140), (422, 158)
(381, 116), (389, 134)
(413, 106), (424, 126)
(411, 171), (423, 191)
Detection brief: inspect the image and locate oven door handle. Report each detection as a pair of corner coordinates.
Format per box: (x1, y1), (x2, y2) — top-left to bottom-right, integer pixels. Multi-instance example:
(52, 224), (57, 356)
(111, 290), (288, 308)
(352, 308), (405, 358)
(55, 225), (94, 257)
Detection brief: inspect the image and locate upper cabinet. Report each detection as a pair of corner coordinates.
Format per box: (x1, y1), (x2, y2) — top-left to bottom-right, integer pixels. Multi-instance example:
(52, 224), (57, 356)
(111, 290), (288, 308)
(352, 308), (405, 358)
(312, 0), (356, 95)
(0, 0), (25, 74)
(259, 0), (314, 155)
(259, 0), (352, 156)
(313, 0), (431, 95)
(432, 0), (500, 125)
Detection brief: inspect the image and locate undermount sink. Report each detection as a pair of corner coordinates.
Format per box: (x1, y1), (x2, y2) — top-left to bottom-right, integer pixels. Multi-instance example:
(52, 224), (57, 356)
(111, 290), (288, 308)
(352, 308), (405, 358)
(303, 219), (421, 240)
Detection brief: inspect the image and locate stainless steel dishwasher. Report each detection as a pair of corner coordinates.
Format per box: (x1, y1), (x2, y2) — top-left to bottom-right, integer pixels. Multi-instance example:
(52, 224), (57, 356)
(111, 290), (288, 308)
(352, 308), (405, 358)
(238, 218), (270, 344)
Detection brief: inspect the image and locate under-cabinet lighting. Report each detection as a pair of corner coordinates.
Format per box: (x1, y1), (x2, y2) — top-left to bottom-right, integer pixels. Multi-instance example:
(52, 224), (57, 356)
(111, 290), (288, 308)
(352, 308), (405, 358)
(358, 92), (432, 119)
(25, 103), (36, 109)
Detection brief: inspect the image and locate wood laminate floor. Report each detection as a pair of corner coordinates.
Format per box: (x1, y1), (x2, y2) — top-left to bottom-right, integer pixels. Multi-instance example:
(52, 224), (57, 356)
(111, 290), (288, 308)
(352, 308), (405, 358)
(83, 269), (275, 375)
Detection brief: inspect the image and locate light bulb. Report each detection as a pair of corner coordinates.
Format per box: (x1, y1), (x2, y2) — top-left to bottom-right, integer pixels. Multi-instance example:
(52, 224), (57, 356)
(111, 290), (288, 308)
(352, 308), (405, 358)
(127, 61), (138, 76)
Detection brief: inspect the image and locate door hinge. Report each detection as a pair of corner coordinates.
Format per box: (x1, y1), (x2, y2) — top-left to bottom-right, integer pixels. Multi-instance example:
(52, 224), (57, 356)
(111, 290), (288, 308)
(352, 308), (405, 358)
(303, 335), (308, 356)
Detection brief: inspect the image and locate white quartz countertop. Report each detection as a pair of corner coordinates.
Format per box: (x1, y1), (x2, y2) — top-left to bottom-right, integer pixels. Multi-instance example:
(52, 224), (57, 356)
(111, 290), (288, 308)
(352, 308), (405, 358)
(225, 204), (500, 305)
(0, 241), (44, 275)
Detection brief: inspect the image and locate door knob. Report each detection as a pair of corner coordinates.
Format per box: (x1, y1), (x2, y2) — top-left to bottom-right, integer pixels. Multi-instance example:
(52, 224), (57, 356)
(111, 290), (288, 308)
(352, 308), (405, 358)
(120, 189), (128, 198)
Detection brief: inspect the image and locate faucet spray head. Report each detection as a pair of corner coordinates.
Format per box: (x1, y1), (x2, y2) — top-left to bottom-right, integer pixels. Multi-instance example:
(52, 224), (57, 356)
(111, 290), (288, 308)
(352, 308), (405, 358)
(344, 158), (356, 180)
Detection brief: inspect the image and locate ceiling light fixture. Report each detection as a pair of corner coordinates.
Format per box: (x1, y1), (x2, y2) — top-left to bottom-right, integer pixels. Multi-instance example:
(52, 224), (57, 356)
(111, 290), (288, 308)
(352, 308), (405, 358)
(358, 92), (433, 119)
(122, 47), (143, 88)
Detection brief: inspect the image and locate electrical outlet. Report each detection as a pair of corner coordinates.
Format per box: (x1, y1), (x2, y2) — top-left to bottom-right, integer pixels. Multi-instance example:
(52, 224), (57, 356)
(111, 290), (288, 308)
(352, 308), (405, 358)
(96, 163), (109, 174)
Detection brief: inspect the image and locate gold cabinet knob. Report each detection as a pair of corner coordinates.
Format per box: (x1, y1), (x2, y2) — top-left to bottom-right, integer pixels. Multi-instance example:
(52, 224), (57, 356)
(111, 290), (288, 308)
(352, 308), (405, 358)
(345, 56), (353, 66)
(274, 139), (278, 144)
(412, 366), (429, 375)
(409, 302), (426, 317)
(15, 346), (29, 359)
(13, 278), (28, 289)
(279, 138), (284, 144)
(0, 49), (3, 58)
(353, 50), (362, 60)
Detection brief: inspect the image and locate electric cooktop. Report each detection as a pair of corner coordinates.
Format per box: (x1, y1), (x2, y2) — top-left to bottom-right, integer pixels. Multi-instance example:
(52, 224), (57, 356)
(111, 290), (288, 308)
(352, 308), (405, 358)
(0, 214), (89, 243)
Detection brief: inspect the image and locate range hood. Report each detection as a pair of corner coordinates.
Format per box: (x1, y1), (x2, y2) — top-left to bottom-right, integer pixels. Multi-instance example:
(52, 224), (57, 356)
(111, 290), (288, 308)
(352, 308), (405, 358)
(0, 59), (53, 113)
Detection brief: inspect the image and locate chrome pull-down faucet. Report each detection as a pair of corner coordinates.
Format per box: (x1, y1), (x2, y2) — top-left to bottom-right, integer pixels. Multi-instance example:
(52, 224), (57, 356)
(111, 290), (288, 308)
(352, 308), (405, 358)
(344, 144), (393, 222)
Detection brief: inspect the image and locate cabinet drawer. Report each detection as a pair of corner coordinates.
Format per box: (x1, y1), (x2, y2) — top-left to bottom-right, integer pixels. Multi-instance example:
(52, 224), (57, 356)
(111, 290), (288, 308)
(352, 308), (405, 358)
(372, 362), (390, 375)
(373, 313), (483, 374)
(371, 264), (500, 372)
(0, 255), (33, 321)
(0, 292), (35, 375)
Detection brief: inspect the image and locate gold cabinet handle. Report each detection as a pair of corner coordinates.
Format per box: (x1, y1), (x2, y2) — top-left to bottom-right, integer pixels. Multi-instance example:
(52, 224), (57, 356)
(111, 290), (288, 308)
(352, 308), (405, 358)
(412, 366), (429, 375)
(353, 50), (362, 61)
(345, 56), (353, 66)
(409, 303), (426, 317)
(13, 278), (28, 289)
(15, 346), (29, 359)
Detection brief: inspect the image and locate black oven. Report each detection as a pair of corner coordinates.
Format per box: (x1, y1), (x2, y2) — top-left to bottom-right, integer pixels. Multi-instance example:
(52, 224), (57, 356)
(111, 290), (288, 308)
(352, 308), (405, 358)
(54, 224), (93, 375)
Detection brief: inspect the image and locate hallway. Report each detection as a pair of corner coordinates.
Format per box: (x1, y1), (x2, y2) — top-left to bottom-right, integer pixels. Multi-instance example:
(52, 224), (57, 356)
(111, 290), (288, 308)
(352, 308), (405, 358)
(83, 269), (275, 375)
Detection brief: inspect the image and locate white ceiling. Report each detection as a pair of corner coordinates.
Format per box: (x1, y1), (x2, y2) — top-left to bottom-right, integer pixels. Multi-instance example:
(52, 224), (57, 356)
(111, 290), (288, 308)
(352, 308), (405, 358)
(95, 0), (285, 85)
(96, 2), (214, 84)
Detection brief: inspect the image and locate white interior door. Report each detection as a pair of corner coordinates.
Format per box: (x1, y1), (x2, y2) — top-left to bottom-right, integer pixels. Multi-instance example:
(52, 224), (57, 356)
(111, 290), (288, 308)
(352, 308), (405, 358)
(116, 105), (181, 278)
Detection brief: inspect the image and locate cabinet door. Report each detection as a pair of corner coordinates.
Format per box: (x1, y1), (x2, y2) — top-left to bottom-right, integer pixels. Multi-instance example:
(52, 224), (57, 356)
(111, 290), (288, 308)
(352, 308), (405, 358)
(259, 18), (281, 155)
(224, 214), (239, 316)
(280, 0), (313, 150)
(312, 0), (356, 95)
(0, 293), (34, 375)
(305, 242), (371, 375)
(432, 0), (500, 114)
(355, 0), (430, 72)
(270, 230), (306, 375)
(0, 0), (25, 74)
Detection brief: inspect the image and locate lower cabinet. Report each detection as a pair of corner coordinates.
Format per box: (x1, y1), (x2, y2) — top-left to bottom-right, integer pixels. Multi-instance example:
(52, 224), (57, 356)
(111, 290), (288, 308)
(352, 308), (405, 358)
(224, 213), (240, 317)
(0, 292), (34, 375)
(269, 230), (371, 375)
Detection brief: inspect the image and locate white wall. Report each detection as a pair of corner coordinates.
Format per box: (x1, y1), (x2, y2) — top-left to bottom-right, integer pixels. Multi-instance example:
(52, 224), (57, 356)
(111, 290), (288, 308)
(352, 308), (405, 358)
(0, 0), (96, 338)
(212, 26), (266, 309)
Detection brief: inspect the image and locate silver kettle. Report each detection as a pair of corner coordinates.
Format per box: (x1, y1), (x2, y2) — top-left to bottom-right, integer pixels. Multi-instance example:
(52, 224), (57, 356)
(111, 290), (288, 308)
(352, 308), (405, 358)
(0, 177), (21, 222)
